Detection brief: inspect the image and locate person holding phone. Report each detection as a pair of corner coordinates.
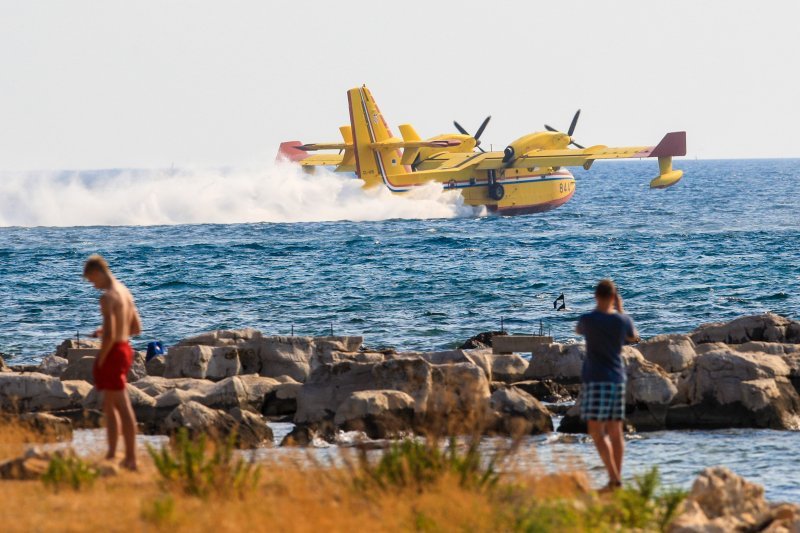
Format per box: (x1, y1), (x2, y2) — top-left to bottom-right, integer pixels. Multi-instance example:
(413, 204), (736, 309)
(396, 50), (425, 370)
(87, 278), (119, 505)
(575, 279), (639, 491)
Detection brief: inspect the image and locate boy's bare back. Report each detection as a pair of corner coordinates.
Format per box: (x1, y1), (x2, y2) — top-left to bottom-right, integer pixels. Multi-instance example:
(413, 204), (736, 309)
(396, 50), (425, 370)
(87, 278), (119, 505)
(100, 281), (141, 343)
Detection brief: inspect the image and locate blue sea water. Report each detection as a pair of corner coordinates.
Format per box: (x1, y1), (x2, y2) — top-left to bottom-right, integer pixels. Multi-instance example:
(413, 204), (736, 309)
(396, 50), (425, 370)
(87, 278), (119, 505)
(1, 158), (799, 500)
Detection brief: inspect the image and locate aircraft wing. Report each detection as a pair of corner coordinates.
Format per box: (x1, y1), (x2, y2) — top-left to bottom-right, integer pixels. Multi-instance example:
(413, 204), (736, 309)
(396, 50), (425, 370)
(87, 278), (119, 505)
(474, 131), (687, 170)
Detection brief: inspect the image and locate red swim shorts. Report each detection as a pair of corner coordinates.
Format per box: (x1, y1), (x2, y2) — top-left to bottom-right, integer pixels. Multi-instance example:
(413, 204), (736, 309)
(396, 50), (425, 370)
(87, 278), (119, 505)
(93, 342), (133, 391)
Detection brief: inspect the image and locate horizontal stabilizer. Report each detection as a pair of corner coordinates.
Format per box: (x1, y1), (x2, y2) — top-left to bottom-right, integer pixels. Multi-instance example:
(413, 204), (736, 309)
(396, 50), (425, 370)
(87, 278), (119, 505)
(277, 141), (310, 162)
(297, 142), (349, 152)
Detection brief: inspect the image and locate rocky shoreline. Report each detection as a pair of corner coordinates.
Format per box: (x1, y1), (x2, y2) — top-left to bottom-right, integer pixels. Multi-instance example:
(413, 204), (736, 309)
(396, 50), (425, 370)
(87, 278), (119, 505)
(0, 312), (798, 450)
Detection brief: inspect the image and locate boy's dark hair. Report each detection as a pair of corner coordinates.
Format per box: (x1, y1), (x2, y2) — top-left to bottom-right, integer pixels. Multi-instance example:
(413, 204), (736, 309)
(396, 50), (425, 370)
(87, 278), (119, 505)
(595, 279), (616, 299)
(83, 254), (111, 276)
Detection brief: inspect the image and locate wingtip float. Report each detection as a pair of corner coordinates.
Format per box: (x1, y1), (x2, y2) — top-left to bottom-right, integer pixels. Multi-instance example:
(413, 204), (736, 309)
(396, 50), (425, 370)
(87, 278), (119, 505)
(277, 86), (687, 216)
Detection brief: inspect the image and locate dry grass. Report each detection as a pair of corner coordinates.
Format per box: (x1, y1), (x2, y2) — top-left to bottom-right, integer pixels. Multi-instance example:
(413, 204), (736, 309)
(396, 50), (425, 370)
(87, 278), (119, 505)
(0, 419), (41, 461)
(0, 419), (683, 532)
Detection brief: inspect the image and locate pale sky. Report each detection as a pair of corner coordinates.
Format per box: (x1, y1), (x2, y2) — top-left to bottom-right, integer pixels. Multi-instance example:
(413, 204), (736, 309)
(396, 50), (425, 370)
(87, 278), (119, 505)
(1, 0), (798, 171)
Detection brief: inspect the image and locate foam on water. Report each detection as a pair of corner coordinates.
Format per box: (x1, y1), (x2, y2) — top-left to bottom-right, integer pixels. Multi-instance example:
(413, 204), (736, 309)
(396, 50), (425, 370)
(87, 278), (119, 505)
(0, 163), (482, 227)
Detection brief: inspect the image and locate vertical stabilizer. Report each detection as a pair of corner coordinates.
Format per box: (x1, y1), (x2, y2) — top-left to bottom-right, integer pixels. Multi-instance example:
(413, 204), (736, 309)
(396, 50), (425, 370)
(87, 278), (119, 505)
(348, 86), (404, 189)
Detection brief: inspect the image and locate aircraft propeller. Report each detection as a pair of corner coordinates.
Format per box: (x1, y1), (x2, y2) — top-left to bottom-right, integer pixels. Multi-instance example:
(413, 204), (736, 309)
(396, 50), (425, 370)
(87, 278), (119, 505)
(545, 110), (585, 149)
(453, 115), (491, 153)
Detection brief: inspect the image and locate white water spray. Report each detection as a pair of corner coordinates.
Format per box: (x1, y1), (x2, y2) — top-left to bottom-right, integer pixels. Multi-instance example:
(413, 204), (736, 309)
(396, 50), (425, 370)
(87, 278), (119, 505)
(0, 163), (484, 227)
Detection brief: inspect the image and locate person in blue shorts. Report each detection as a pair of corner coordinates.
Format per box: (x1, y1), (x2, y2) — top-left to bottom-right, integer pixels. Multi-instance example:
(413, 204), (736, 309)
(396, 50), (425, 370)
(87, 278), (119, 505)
(575, 279), (639, 491)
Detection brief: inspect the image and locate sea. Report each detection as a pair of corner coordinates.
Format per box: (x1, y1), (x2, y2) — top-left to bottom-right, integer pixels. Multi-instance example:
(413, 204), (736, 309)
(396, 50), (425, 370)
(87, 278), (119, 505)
(2, 158), (799, 500)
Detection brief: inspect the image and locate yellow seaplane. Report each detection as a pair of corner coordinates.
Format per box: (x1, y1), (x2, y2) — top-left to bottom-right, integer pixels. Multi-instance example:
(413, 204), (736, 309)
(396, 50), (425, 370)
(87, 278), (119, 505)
(278, 86), (686, 216)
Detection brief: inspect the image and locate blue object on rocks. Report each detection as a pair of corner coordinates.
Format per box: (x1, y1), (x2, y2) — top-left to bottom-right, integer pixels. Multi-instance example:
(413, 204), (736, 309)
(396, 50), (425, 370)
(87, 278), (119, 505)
(145, 341), (164, 362)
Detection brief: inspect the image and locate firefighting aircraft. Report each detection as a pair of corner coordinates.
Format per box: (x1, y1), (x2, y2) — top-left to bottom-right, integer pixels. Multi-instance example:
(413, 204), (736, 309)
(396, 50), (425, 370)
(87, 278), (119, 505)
(278, 86), (686, 216)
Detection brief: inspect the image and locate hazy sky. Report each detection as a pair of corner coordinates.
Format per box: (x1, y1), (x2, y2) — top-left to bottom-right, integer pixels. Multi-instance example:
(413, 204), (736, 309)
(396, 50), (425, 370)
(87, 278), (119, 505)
(1, 0), (798, 170)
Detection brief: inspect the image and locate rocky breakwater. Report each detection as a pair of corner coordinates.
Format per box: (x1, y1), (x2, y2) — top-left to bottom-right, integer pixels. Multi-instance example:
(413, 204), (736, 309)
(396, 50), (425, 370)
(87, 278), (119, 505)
(0, 331), (554, 448)
(532, 313), (800, 433)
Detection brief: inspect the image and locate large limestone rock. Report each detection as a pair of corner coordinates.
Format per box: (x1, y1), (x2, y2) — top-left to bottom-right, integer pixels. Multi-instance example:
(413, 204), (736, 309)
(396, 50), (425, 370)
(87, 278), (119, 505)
(558, 348), (678, 433)
(295, 358), (434, 425)
(509, 380), (572, 403)
(16, 412), (73, 441)
(524, 343), (585, 383)
(262, 382), (302, 417)
(83, 384), (157, 427)
(246, 336), (363, 382)
(667, 467), (800, 532)
(145, 356), (166, 377)
(489, 387), (553, 435)
(206, 346), (242, 380)
(164, 345), (213, 379)
(735, 341), (800, 356)
(0, 448), (53, 480)
(637, 334), (696, 372)
(229, 407), (274, 447)
(175, 328), (262, 348)
(130, 376), (214, 397)
(60, 351), (146, 384)
(161, 401), (268, 448)
(408, 349), (493, 383)
(427, 362), (492, 423)
(36, 355), (68, 377)
(668, 348), (800, 430)
(249, 336), (314, 382)
(0, 373), (91, 412)
(56, 337), (100, 358)
(490, 353), (528, 383)
(623, 347), (678, 430)
(691, 313), (800, 345)
(333, 390), (416, 438)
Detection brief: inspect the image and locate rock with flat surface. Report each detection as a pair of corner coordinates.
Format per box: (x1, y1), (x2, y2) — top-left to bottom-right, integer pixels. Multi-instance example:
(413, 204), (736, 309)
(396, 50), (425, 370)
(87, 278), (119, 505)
(295, 358), (434, 425)
(408, 348), (493, 382)
(524, 343), (585, 383)
(490, 387), (553, 435)
(145, 355), (166, 377)
(637, 334), (696, 372)
(36, 355), (68, 377)
(56, 337), (101, 358)
(60, 351), (146, 384)
(175, 328), (262, 348)
(205, 346), (242, 381)
(669, 467), (778, 532)
(490, 353), (528, 383)
(17, 412), (73, 441)
(164, 345), (213, 379)
(262, 382), (302, 417)
(161, 401), (265, 448)
(333, 390), (415, 438)
(509, 380), (572, 403)
(0, 373), (91, 412)
(691, 313), (800, 345)
(229, 407), (273, 447)
(668, 348), (800, 430)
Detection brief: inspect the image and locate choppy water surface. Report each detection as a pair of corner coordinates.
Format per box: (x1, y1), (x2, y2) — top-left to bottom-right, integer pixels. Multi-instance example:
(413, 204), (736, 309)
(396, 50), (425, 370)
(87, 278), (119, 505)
(3, 158), (800, 501)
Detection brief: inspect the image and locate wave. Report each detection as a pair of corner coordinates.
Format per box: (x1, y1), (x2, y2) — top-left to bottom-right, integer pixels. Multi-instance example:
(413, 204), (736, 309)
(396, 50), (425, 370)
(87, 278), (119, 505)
(0, 163), (484, 227)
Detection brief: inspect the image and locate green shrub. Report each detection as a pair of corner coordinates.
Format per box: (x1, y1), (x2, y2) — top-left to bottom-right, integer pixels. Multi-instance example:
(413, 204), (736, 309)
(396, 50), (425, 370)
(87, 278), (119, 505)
(146, 428), (260, 499)
(141, 493), (177, 527)
(41, 453), (99, 492)
(353, 436), (499, 492)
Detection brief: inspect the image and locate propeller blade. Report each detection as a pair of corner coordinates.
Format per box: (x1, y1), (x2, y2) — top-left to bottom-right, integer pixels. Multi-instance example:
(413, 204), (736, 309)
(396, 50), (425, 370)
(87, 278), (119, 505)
(477, 145), (486, 153)
(568, 109), (581, 136)
(453, 121), (469, 136)
(544, 124), (558, 132)
(474, 116), (491, 141)
(571, 141), (585, 150)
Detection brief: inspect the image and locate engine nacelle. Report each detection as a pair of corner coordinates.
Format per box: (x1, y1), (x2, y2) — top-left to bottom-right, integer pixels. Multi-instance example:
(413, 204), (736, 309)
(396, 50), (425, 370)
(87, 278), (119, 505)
(502, 131), (570, 163)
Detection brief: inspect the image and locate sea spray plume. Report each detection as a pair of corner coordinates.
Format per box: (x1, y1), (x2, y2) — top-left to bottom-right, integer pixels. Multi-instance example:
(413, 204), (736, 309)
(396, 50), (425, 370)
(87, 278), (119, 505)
(0, 163), (483, 227)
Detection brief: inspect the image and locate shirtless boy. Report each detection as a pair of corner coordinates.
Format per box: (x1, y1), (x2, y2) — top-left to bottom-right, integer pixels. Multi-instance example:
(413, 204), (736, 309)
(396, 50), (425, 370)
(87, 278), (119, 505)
(83, 255), (142, 470)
